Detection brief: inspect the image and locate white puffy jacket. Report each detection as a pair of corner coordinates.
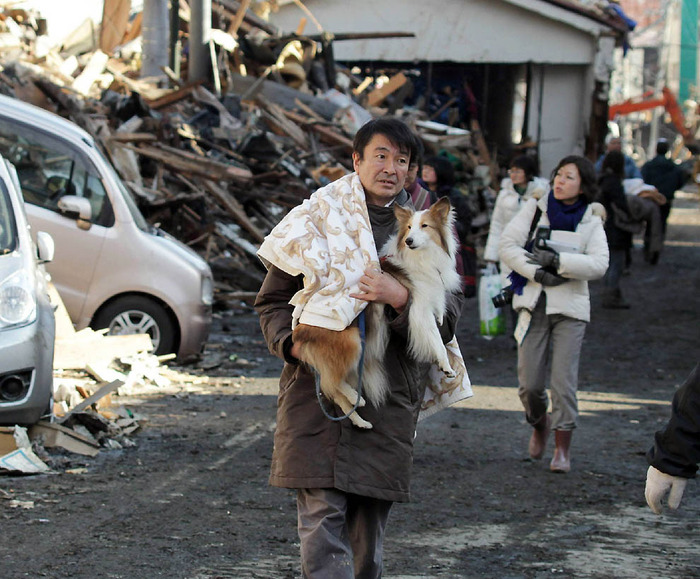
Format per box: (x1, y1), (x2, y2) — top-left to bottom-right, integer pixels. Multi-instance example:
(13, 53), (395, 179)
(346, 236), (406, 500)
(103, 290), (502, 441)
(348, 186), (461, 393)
(484, 177), (550, 285)
(499, 194), (609, 323)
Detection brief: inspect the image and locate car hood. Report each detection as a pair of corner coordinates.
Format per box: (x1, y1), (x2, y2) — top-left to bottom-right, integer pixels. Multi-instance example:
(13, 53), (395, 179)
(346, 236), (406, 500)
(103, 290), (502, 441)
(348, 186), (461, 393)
(0, 252), (36, 287)
(149, 227), (212, 276)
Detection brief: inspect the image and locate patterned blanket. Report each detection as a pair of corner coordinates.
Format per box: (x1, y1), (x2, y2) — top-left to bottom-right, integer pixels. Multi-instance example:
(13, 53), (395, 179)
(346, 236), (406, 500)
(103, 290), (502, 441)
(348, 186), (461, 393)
(258, 173), (376, 331)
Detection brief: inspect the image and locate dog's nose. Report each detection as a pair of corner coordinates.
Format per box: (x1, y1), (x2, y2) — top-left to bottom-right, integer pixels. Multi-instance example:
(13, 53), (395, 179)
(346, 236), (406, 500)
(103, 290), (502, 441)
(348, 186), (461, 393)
(405, 237), (414, 248)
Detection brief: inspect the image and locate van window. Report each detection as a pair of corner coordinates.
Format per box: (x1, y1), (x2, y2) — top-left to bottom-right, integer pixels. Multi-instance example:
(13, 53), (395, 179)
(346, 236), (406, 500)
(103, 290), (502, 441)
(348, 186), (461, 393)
(0, 118), (114, 227)
(0, 180), (17, 253)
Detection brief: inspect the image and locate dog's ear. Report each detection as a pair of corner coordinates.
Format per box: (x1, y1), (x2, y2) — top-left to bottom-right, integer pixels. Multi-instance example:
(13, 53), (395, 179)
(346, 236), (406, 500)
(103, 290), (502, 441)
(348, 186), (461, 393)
(394, 203), (414, 225)
(430, 196), (453, 221)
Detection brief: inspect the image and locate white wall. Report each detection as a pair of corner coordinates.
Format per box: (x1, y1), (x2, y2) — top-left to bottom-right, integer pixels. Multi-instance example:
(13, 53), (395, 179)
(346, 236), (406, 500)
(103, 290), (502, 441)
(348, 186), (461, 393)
(529, 65), (588, 177)
(271, 0), (598, 64)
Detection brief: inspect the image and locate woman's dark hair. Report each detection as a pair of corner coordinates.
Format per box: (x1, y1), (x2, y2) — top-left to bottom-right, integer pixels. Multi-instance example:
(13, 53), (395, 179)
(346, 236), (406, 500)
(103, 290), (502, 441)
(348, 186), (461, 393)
(601, 150), (625, 179)
(510, 154), (538, 181)
(423, 155), (455, 188)
(550, 155), (598, 203)
(353, 117), (418, 164)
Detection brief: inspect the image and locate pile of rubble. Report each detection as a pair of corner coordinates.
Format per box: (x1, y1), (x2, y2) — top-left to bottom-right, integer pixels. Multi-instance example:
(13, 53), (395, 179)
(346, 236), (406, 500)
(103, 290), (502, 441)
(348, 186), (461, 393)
(0, 2), (502, 470)
(0, 1), (497, 300)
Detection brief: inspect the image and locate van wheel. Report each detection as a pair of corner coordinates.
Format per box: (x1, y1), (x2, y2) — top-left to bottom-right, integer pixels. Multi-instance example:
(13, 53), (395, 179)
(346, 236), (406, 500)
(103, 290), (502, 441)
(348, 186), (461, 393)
(93, 296), (177, 357)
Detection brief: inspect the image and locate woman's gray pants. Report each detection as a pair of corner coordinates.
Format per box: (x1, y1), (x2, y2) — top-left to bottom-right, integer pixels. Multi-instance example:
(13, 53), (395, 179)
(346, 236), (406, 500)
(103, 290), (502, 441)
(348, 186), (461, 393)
(517, 296), (587, 431)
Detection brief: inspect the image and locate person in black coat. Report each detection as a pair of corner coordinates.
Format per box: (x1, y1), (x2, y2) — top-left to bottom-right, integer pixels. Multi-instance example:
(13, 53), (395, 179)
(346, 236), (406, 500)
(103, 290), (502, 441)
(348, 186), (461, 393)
(597, 151), (632, 309)
(645, 361), (700, 513)
(641, 139), (686, 239)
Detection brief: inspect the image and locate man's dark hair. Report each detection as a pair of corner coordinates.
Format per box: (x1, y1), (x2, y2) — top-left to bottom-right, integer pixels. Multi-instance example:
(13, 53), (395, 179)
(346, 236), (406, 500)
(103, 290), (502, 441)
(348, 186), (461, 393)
(601, 150), (625, 179)
(656, 139), (670, 157)
(353, 117), (418, 164)
(510, 154), (538, 181)
(550, 155), (599, 203)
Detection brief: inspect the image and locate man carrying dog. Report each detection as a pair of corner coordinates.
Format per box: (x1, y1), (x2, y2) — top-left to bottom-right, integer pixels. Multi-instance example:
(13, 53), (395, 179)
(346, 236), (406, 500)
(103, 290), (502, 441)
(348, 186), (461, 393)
(254, 117), (464, 578)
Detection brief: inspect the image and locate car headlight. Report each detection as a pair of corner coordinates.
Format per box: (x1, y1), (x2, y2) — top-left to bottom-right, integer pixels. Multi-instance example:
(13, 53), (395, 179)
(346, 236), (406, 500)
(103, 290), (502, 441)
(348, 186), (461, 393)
(0, 270), (36, 328)
(201, 274), (213, 307)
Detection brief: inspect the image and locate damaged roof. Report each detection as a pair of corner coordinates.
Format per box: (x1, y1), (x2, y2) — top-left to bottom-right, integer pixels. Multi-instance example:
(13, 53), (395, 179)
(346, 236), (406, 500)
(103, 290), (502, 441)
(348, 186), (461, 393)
(536, 0), (633, 33)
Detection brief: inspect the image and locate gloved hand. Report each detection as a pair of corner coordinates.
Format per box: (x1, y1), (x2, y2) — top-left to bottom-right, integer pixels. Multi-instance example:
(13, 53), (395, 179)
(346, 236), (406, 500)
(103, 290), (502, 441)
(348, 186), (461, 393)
(534, 268), (567, 286)
(645, 465), (688, 514)
(526, 245), (560, 269)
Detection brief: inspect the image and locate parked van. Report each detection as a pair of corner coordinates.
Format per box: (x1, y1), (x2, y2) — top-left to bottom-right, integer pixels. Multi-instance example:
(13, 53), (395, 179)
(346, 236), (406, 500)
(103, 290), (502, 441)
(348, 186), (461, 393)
(0, 155), (55, 425)
(0, 94), (213, 359)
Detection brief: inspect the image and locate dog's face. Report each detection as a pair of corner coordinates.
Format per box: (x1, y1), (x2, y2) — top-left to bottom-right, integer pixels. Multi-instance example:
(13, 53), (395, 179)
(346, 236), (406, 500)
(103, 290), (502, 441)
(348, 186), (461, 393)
(394, 197), (454, 253)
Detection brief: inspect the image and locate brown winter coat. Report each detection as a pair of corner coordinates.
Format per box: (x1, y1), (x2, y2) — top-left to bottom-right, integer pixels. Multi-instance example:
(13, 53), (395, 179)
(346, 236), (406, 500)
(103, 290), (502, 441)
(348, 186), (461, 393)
(254, 191), (464, 502)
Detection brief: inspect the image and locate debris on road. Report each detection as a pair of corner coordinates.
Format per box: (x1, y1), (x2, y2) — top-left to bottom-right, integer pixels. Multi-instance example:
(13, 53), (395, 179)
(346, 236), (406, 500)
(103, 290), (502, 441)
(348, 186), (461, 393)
(0, 2), (497, 298)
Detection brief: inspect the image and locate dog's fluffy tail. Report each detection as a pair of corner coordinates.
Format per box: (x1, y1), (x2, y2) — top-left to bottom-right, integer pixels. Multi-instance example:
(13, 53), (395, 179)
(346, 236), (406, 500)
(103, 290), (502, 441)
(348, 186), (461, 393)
(362, 303), (390, 407)
(293, 324), (362, 399)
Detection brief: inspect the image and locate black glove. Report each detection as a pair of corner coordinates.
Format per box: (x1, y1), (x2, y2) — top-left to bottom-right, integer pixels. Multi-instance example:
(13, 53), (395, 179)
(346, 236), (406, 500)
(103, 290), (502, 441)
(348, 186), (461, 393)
(534, 268), (567, 286)
(526, 245), (560, 270)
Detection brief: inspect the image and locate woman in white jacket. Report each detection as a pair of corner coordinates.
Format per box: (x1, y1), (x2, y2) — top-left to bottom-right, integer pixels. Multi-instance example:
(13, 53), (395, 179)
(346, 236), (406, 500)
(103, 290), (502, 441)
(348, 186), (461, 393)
(499, 155), (609, 473)
(484, 155), (550, 287)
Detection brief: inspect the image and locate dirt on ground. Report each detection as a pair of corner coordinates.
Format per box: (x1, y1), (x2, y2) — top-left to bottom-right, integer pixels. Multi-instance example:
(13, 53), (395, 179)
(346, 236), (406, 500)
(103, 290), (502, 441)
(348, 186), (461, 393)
(1, 190), (699, 579)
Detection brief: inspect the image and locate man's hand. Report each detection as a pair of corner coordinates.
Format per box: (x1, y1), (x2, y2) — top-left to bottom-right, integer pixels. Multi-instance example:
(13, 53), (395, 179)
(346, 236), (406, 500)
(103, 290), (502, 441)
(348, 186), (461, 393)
(534, 268), (567, 287)
(645, 465), (688, 514)
(526, 245), (560, 269)
(350, 267), (409, 312)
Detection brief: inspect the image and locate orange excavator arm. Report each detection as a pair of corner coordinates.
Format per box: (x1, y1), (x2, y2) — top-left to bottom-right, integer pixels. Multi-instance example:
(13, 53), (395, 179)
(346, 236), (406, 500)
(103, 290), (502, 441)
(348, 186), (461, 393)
(608, 87), (692, 143)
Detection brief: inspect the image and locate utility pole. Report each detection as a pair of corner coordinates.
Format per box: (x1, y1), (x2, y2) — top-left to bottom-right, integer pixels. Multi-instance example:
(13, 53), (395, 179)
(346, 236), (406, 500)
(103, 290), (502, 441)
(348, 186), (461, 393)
(141, 0), (170, 80)
(188, 0), (212, 83)
(170, 0), (181, 77)
(648, 0), (677, 158)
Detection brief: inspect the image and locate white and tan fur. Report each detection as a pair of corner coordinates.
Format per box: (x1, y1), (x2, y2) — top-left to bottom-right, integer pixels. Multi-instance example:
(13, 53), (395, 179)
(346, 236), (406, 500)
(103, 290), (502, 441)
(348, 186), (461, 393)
(292, 197), (461, 429)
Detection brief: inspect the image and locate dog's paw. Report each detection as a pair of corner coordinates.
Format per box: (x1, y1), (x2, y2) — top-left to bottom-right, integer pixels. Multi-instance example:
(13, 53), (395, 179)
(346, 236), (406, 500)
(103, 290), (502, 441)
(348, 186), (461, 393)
(349, 414), (373, 429)
(439, 364), (456, 378)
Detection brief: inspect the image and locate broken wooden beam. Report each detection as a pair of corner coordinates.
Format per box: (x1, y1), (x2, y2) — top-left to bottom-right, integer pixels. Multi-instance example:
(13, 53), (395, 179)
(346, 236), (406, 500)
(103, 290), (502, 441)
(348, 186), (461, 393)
(282, 109), (354, 153)
(367, 72), (408, 108)
(126, 143), (253, 182)
(203, 180), (266, 243)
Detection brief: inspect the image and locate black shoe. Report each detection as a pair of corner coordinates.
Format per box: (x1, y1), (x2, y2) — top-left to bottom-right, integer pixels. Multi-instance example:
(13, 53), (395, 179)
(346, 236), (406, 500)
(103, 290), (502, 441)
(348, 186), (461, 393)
(602, 289), (631, 309)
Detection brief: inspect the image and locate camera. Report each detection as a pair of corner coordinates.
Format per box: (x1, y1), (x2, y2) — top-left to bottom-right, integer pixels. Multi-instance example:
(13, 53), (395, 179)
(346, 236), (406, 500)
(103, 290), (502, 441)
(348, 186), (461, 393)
(491, 286), (514, 308)
(534, 226), (551, 249)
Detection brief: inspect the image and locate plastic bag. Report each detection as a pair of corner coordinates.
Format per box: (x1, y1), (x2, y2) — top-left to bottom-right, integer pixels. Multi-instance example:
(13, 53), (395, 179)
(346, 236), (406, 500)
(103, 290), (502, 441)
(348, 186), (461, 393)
(478, 263), (506, 338)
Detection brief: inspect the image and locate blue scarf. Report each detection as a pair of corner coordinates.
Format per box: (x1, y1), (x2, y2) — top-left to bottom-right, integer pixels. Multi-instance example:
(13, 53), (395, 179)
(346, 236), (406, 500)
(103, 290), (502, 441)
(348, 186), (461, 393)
(507, 195), (587, 295)
(546, 194), (587, 232)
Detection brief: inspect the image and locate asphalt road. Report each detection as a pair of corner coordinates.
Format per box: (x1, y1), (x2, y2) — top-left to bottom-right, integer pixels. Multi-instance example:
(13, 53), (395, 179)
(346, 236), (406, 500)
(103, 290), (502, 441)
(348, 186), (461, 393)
(1, 190), (698, 578)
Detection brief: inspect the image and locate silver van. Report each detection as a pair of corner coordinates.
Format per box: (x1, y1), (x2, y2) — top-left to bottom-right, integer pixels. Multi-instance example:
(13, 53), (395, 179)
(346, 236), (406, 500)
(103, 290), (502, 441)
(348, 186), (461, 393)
(0, 155), (55, 425)
(0, 94), (213, 359)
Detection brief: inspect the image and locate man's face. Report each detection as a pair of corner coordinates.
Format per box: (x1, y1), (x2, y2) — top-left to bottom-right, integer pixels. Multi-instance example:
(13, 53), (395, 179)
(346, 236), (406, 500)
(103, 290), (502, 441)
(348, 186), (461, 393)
(405, 163), (419, 190)
(353, 134), (410, 206)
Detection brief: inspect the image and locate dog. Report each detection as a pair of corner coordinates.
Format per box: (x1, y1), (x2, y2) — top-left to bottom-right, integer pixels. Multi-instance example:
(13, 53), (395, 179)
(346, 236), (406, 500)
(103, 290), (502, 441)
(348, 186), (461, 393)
(292, 197), (462, 429)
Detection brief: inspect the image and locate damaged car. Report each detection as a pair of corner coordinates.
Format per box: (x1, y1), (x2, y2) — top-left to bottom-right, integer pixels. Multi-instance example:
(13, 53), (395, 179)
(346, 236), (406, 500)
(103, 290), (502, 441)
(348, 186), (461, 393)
(0, 156), (55, 425)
